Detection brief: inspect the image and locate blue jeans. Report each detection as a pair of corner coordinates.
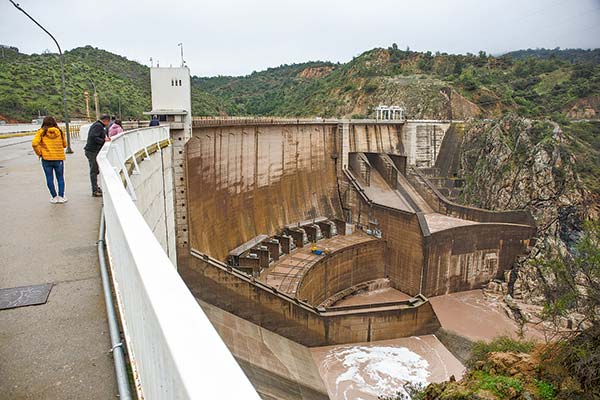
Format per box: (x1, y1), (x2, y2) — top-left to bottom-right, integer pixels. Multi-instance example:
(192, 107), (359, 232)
(41, 159), (65, 197)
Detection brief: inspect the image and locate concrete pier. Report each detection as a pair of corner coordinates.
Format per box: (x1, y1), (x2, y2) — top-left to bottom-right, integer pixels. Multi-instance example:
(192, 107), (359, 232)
(0, 137), (117, 399)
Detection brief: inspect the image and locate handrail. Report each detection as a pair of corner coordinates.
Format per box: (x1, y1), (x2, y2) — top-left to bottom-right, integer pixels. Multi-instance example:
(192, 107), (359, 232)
(98, 127), (259, 399)
(97, 210), (132, 400)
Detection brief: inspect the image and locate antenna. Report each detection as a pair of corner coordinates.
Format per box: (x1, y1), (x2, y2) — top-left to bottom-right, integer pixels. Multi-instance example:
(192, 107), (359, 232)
(178, 42), (185, 67)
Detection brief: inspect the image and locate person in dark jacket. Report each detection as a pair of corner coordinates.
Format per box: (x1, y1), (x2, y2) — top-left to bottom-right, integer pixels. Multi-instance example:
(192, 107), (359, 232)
(84, 114), (111, 196)
(149, 115), (160, 127)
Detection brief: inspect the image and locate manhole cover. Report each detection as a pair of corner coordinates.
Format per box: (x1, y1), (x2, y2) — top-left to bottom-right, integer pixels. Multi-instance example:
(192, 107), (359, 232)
(0, 283), (53, 310)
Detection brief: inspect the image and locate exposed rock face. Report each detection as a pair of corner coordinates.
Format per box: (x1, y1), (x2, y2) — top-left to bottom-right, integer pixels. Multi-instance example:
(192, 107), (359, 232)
(342, 76), (482, 119)
(566, 95), (599, 119)
(458, 115), (586, 304)
(297, 66), (334, 79)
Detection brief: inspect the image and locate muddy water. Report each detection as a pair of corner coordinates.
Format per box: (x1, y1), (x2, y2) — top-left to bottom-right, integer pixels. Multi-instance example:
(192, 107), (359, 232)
(334, 287), (411, 307)
(311, 335), (465, 400)
(429, 290), (545, 341)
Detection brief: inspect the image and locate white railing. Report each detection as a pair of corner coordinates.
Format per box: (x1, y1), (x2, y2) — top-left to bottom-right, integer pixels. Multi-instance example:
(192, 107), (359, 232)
(98, 127), (259, 400)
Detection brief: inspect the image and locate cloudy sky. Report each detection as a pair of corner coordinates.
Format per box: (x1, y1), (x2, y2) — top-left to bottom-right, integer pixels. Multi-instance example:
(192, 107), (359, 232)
(1, 0), (599, 77)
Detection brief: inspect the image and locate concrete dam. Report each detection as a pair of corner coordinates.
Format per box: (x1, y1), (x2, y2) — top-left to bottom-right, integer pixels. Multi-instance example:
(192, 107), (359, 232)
(178, 119), (535, 351)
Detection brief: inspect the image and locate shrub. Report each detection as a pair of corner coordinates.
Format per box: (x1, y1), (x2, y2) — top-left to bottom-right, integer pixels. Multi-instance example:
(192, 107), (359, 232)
(468, 336), (535, 368)
(474, 371), (524, 397)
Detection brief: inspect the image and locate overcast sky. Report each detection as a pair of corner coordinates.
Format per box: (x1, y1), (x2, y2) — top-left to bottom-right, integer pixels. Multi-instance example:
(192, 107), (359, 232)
(1, 0), (599, 77)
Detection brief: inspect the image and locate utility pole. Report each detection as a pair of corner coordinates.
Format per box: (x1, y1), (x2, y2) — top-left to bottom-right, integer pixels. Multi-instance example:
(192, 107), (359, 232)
(10, 0), (73, 153)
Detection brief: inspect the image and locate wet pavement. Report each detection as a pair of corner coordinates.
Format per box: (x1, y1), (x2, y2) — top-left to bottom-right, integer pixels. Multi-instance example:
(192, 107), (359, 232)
(0, 137), (117, 399)
(311, 335), (465, 400)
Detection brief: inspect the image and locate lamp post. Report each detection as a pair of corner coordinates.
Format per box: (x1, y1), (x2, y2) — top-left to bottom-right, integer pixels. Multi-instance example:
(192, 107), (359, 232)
(72, 64), (100, 120)
(9, 0), (73, 153)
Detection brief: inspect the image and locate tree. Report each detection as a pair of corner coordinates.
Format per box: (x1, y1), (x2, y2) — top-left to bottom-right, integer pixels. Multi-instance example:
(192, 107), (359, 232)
(538, 220), (600, 395)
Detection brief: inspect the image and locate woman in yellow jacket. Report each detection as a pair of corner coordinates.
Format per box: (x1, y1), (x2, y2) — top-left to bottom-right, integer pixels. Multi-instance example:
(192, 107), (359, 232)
(32, 116), (68, 204)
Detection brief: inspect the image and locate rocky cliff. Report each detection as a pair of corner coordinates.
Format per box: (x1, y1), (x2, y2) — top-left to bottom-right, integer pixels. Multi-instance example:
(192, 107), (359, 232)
(458, 115), (587, 304)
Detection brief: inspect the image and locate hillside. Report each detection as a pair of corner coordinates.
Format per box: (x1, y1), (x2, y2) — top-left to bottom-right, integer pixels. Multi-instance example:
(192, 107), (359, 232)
(0, 46), (152, 121)
(504, 47), (600, 64)
(2, 46), (599, 122)
(194, 46), (600, 120)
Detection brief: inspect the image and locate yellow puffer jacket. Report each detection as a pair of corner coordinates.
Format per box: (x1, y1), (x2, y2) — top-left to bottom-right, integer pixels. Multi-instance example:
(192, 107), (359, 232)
(32, 127), (67, 160)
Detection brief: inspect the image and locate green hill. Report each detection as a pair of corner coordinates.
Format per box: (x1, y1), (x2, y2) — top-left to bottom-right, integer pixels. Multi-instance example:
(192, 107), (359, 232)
(194, 46), (600, 120)
(0, 45), (152, 121)
(1, 45), (599, 122)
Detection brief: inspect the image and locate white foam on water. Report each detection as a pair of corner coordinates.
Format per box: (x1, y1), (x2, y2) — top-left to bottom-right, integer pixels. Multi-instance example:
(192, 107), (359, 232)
(322, 345), (430, 400)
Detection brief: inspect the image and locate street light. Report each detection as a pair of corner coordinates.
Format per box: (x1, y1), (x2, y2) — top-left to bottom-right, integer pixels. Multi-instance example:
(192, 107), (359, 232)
(72, 63), (100, 120)
(9, 0), (73, 153)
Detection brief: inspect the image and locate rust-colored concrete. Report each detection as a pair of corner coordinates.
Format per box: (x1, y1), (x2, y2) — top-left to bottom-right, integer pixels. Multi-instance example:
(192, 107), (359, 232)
(180, 252), (440, 347)
(181, 120), (536, 347)
(186, 124), (342, 261)
(199, 300), (329, 400)
(334, 287), (412, 307)
(260, 232), (376, 297)
(296, 239), (386, 305)
(422, 224), (533, 297)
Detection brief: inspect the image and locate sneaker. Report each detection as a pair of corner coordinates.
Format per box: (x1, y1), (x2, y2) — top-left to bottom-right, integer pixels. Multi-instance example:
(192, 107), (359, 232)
(57, 196), (68, 203)
(50, 196), (59, 204)
(92, 191), (103, 197)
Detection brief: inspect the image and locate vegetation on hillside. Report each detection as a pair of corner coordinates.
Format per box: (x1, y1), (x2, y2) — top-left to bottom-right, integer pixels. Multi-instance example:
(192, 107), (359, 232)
(0, 45), (151, 121)
(504, 48), (600, 64)
(193, 46), (600, 119)
(2, 45), (598, 122)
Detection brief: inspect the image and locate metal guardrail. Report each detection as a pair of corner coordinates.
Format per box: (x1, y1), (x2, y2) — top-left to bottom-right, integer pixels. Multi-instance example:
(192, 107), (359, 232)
(97, 126), (259, 400)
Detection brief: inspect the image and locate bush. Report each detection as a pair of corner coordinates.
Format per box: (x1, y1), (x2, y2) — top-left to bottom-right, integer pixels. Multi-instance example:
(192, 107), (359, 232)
(535, 379), (556, 400)
(473, 371), (524, 397)
(468, 336), (535, 368)
(363, 81), (378, 93)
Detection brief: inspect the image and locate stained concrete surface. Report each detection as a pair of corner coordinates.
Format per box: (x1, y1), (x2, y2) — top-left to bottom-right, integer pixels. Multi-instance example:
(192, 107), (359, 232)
(199, 299), (329, 400)
(0, 137), (118, 399)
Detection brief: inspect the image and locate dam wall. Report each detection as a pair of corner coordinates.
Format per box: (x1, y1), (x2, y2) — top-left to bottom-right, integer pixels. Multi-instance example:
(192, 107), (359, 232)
(129, 143), (177, 265)
(296, 240), (386, 305)
(400, 121), (451, 168)
(186, 124), (342, 261)
(423, 224), (534, 297)
(346, 121), (452, 168)
(181, 252), (440, 347)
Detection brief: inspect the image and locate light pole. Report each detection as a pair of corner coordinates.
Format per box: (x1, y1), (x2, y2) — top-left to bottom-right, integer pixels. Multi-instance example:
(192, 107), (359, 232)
(9, 0), (73, 153)
(72, 64), (100, 120)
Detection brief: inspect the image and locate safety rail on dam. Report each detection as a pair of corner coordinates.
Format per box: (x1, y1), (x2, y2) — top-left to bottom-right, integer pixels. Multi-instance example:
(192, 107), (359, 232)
(97, 127), (259, 400)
